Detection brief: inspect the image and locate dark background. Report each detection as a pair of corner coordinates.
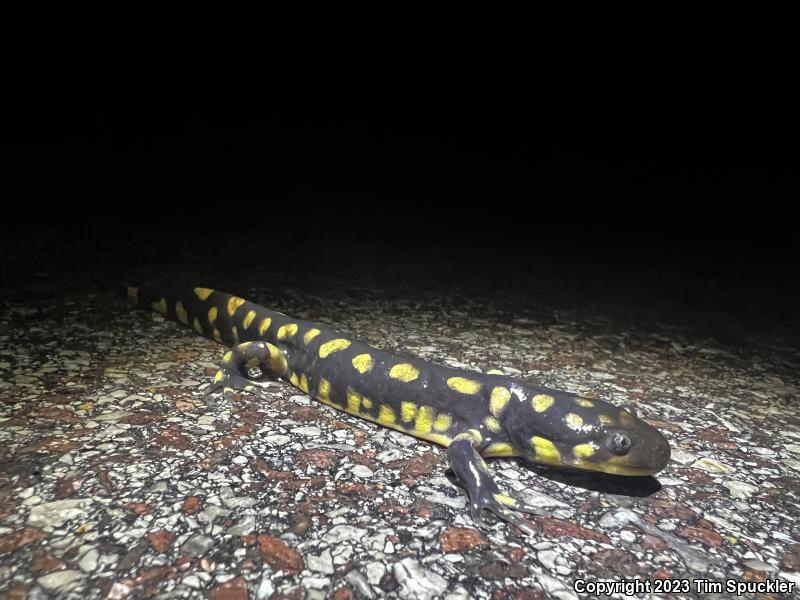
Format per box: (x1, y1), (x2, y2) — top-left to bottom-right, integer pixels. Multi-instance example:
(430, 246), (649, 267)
(1, 93), (797, 346)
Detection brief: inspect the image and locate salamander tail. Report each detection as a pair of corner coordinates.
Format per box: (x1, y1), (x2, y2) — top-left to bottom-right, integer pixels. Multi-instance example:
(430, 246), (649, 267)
(119, 283), (140, 305)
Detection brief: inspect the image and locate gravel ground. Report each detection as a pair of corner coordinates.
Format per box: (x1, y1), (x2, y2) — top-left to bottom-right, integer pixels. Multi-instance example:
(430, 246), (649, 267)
(1, 242), (799, 600)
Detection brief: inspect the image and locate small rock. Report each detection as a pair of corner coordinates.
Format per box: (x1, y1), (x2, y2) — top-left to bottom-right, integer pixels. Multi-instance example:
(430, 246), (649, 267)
(0, 528), (46, 554)
(440, 527), (486, 552)
(197, 505), (232, 524)
(210, 576), (249, 600)
(393, 558), (448, 600)
(723, 480), (758, 499)
(365, 561), (386, 586)
(27, 499), (91, 528)
(323, 525), (368, 544)
(258, 535), (304, 573)
(228, 516), (256, 536)
(345, 570), (374, 598)
(620, 530), (636, 543)
(182, 534), (215, 556)
(691, 458), (735, 474)
(264, 434), (291, 446)
(291, 426), (322, 437)
(351, 465), (374, 478)
(78, 548), (99, 572)
(307, 549), (335, 575)
(537, 550), (558, 570)
(37, 570), (84, 590)
(744, 559), (778, 573)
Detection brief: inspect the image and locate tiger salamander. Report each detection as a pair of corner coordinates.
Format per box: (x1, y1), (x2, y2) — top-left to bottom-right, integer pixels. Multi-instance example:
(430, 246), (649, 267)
(125, 284), (671, 533)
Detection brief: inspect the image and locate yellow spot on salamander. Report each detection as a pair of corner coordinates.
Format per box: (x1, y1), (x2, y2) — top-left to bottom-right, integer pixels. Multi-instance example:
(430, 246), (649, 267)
(242, 310), (256, 330)
(454, 429), (483, 444)
(490, 386), (511, 417)
(173, 301), (188, 325)
(319, 338), (351, 358)
(266, 344), (288, 375)
(415, 406), (435, 434)
(575, 397), (594, 407)
(484, 442), (516, 457)
(389, 363), (419, 382)
(532, 394), (554, 413)
(362, 397), (373, 409)
(447, 377), (482, 394)
(277, 323), (298, 340)
(258, 317), (272, 335)
(352, 353), (374, 374)
(227, 296), (246, 317)
(318, 378), (331, 402)
(290, 372), (299, 386)
(208, 306), (218, 324)
(152, 298), (167, 316)
(346, 388), (361, 413)
(433, 413), (452, 432)
(565, 413), (584, 430)
(494, 492), (516, 507)
(239, 341), (253, 350)
(483, 416), (502, 433)
(299, 373), (310, 394)
(573, 443), (596, 458)
(212, 329), (222, 343)
(193, 318), (203, 334)
(598, 414), (614, 426)
(303, 328), (321, 344)
(401, 401), (417, 422)
(194, 287), (214, 301)
(378, 405), (396, 425)
(214, 370), (224, 382)
(532, 436), (561, 464)
(223, 351), (233, 364)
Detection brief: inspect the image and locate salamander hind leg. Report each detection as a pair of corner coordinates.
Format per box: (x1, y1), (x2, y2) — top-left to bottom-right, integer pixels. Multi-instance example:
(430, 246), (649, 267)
(446, 430), (541, 535)
(204, 341), (288, 406)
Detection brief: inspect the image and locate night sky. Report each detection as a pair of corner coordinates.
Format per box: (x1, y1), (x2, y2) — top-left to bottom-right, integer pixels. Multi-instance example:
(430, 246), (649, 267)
(2, 95), (797, 343)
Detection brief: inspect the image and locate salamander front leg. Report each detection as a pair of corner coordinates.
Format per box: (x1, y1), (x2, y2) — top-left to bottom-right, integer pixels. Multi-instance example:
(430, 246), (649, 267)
(204, 341), (288, 406)
(446, 430), (538, 535)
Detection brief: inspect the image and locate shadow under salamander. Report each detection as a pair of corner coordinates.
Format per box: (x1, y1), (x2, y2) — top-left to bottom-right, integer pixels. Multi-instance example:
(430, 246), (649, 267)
(522, 461), (663, 497)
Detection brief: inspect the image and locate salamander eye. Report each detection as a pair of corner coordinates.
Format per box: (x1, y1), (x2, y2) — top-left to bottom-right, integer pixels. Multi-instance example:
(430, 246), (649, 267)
(611, 432), (632, 455)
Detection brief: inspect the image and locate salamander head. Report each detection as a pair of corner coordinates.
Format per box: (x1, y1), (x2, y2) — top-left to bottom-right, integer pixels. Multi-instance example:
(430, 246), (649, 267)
(570, 406), (672, 476)
(508, 391), (671, 477)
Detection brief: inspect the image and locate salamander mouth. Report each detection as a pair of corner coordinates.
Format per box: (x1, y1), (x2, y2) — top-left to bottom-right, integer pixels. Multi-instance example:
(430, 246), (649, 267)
(572, 459), (661, 477)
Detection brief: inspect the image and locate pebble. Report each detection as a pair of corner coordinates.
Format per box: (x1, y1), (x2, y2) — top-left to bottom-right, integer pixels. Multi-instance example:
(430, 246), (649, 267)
(27, 499), (92, 528)
(365, 561), (386, 586)
(227, 516), (256, 535)
(723, 480), (758, 499)
(78, 548), (99, 572)
(620, 530), (637, 543)
(264, 434), (291, 446)
(181, 534), (214, 556)
(538, 549), (558, 570)
(351, 465), (374, 478)
(691, 457), (735, 474)
(37, 570), (84, 591)
(307, 549), (335, 574)
(393, 557), (448, 600)
(345, 570), (375, 598)
(323, 525), (368, 544)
